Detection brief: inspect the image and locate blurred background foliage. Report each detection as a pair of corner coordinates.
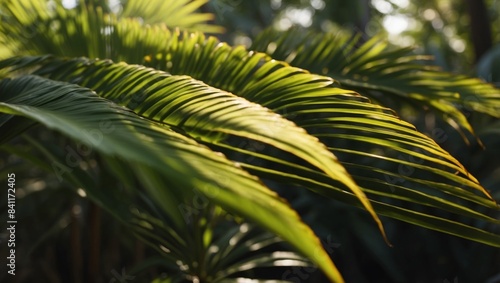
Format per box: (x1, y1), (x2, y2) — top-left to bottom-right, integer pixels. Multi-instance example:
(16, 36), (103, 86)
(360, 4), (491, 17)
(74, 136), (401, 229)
(1, 0), (499, 282)
(207, 0), (500, 74)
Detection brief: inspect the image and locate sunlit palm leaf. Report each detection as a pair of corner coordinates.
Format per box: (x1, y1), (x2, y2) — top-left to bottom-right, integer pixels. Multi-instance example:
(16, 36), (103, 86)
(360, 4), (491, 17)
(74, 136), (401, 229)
(0, 0), (114, 58)
(0, 75), (344, 282)
(250, 28), (500, 142)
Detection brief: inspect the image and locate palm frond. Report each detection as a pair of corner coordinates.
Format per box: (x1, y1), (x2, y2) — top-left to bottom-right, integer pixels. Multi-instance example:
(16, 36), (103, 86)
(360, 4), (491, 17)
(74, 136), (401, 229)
(1, 55), (387, 241)
(8, 135), (307, 282)
(206, 223), (313, 281)
(131, 30), (500, 245)
(0, 75), (344, 282)
(0, 0), (116, 58)
(3, 134), (188, 263)
(250, 28), (500, 143)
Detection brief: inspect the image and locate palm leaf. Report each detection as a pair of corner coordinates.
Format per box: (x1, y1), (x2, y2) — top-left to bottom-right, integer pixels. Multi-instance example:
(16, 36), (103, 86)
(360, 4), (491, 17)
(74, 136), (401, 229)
(0, 0), (115, 58)
(0, 75), (344, 282)
(206, 223), (313, 281)
(250, 28), (500, 143)
(7, 135), (308, 282)
(3, 134), (190, 262)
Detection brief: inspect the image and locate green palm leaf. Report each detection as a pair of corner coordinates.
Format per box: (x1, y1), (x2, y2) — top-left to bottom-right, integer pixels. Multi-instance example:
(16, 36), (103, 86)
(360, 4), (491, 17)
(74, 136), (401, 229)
(0, 0), (115, 58)
(2, 134), (189, 264)
(8, 135), (306, 281)
(250, 28), (500, 142)
(0, 75), (344, 283)
(205, 223), (313, 281)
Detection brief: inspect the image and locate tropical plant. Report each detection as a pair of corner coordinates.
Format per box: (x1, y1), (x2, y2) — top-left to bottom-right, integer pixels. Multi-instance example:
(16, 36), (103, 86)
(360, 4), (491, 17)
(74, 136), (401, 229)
(0, 0), (499, 282)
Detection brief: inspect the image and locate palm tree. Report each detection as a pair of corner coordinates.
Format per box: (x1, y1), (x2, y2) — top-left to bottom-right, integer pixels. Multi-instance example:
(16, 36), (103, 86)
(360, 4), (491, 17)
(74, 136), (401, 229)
(0, 0), (498, 282)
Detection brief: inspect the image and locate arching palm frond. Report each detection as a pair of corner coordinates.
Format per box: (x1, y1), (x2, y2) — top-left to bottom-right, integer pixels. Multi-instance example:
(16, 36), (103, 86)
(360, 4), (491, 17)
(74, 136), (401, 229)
(1, 55), (385, 241)
(250, 28), (500, 143)
(0, 75), (343, 282)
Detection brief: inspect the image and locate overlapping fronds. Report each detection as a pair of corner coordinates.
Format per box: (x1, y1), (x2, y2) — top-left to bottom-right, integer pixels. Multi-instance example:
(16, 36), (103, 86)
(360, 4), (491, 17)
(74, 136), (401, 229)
(1, 1), (500, 282)
(2, 55), (499, 248)
(0, 74), (344, 282)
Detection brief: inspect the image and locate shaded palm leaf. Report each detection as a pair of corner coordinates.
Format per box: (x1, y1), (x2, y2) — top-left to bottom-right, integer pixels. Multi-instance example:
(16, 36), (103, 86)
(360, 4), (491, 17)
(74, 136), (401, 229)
(4, 134), (192, 263)
(206, 223), (313, 282)
(0, 75), (343, 282)
(8, 136), (308, 282)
